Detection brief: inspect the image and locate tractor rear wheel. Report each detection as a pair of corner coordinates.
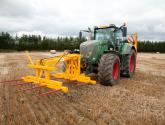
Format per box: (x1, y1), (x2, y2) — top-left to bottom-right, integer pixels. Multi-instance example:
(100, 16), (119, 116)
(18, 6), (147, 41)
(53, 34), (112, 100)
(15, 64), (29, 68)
(98, 53), (120, 86)
(122, 49), (136, 77)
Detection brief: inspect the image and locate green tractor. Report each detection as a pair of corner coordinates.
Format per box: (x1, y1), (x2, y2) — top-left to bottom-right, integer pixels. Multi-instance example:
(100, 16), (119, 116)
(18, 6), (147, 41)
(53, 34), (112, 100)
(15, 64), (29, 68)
(79, 23), (138, 85)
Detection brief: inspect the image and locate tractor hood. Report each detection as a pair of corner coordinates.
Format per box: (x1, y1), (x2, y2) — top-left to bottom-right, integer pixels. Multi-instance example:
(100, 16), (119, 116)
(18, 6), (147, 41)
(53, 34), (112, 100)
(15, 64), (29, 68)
(80, 40), (109, 63)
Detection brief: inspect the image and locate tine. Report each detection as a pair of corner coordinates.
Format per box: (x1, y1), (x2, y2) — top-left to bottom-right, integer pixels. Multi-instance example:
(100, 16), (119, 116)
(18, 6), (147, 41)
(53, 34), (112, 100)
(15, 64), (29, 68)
(36, 89), (61, 96)
(77, 83), (87, 86)
(12, 82), (29, 86)
(17, 85), (46, 92)
(0, 79), (22, 84)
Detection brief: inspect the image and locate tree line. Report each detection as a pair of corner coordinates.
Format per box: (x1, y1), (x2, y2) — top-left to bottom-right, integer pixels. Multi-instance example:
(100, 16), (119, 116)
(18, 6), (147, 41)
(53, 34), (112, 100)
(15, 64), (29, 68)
(0, 32), (86, 51)
(0, 32), (165, 52)
(138, 41), (165, 53)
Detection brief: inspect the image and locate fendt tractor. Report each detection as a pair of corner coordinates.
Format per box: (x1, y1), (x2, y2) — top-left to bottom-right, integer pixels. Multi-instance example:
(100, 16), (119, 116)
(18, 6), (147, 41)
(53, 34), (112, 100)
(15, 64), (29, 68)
(3, 23), (137, 95)
(79, 23), (137, 85)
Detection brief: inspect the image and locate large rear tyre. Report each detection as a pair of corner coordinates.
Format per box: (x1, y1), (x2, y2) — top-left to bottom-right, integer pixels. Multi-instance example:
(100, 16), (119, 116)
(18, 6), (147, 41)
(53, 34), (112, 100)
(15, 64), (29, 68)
(98, 53), (120, 86)
(122, 49), (136, 77)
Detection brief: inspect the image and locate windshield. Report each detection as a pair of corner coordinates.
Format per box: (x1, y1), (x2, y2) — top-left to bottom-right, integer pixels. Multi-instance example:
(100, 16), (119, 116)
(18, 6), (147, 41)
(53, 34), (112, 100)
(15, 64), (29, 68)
(94, 28), (114, 40)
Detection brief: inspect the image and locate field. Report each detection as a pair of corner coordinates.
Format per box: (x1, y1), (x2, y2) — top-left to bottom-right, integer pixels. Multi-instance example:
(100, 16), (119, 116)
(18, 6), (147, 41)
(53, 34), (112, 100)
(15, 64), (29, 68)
(0, 52), (165, 125)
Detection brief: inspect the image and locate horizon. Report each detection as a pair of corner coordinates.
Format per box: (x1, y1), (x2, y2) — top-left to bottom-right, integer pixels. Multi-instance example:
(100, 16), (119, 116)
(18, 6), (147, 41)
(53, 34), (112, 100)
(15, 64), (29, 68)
(1, 31), (165, 42)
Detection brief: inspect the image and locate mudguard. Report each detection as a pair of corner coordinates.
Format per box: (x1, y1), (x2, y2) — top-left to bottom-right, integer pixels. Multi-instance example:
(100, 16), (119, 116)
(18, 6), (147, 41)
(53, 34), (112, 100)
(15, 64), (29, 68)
(120, 43), (136, 55)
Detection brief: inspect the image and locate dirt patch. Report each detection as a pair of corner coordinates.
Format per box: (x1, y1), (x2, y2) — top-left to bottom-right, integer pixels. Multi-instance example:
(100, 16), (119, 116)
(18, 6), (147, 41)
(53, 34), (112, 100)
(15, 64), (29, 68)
(137, 53), (165, 77)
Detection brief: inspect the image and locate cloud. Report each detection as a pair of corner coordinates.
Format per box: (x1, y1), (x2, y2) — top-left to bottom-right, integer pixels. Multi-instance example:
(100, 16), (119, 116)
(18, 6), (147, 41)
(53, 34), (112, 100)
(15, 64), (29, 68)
(0, 0), (165, 40)
(0, 0), (36, 18)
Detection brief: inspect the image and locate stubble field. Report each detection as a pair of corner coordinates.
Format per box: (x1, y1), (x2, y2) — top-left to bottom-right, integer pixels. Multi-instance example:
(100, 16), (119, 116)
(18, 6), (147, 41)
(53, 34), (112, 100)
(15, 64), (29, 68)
(0, 52), (165, 125)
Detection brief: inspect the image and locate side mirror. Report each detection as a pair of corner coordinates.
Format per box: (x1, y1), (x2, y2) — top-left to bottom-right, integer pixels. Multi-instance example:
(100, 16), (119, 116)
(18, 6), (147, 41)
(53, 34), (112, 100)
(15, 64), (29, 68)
(79, 31), (82, 39)
(122, 27), (127, 37)
(88, 27), (91, 32)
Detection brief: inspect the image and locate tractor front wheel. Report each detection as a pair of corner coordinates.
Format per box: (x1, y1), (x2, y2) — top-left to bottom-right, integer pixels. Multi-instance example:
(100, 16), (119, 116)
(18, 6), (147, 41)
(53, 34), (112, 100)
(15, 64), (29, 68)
(98, 53), (120, 86)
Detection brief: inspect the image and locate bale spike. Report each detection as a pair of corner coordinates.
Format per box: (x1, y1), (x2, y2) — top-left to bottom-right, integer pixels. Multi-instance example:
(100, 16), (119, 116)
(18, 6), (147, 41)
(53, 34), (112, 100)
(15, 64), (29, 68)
(36, 89), (61, 96)
(0, 79), (22, 84)
(17, 85), (46, 92)
(12, 82), (29, 86)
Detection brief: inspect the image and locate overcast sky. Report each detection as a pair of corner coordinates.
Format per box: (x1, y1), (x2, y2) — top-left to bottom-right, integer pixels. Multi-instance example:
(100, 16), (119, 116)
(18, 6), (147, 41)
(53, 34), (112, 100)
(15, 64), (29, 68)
(0, 0), (165, 41)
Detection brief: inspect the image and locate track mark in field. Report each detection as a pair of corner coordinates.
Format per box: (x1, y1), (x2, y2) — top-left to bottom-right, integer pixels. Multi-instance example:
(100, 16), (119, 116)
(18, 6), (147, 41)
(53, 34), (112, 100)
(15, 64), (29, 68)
(0, 83), (5, 125)
(0, 55), (5, 65)
(18, 85), (40, 125)
(39, 95), (65, 124)
(41, 94), (78, 124)
(0, 82), (10, 125)
(66, 89), (120, 125)
(0, 55), (9, 76)
(0, 67), (9, 76)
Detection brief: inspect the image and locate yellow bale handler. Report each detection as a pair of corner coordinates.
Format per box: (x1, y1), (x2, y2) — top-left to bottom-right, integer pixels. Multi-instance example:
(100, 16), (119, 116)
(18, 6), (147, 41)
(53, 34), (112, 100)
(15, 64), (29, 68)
(22, 51), (96, 94)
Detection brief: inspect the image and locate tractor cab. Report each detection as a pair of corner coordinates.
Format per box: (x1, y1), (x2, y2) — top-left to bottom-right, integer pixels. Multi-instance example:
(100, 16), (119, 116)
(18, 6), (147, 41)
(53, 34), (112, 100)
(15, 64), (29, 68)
(93, 25), (127, 51)
(79, 24), (127, 42)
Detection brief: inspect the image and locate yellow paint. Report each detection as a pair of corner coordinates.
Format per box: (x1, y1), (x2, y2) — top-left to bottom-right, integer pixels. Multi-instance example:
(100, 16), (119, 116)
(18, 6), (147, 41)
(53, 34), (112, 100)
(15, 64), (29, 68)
(99, 25), (109, 28)
(53, 54), (96, 85)
(128, 33), (138, 53)
(22, 52), (96, 93)
(25, 51), (34, 64)
(134, 33), (138, 52)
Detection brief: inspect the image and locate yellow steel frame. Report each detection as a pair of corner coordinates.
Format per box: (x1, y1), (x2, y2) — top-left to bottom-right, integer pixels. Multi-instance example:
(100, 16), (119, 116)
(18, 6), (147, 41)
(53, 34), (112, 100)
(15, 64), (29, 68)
(129, 33), (138, 53)
(134, 33), (138, 52)
(22, 52), (96, 93)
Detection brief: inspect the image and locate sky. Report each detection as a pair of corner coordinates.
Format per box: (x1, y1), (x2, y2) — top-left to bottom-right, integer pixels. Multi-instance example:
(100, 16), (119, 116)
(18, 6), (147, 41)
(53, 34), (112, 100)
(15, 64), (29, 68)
(0, 0), (165, 41)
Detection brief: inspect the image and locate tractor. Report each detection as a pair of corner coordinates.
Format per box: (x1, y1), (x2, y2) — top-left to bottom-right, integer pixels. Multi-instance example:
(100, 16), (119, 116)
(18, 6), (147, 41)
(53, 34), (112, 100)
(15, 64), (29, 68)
(79, 23), (138, 85)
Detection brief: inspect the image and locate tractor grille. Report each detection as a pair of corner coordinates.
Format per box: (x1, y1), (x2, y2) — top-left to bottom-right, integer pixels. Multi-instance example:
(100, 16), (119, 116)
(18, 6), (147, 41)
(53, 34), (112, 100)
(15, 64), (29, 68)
(80, 44), (94, 57)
